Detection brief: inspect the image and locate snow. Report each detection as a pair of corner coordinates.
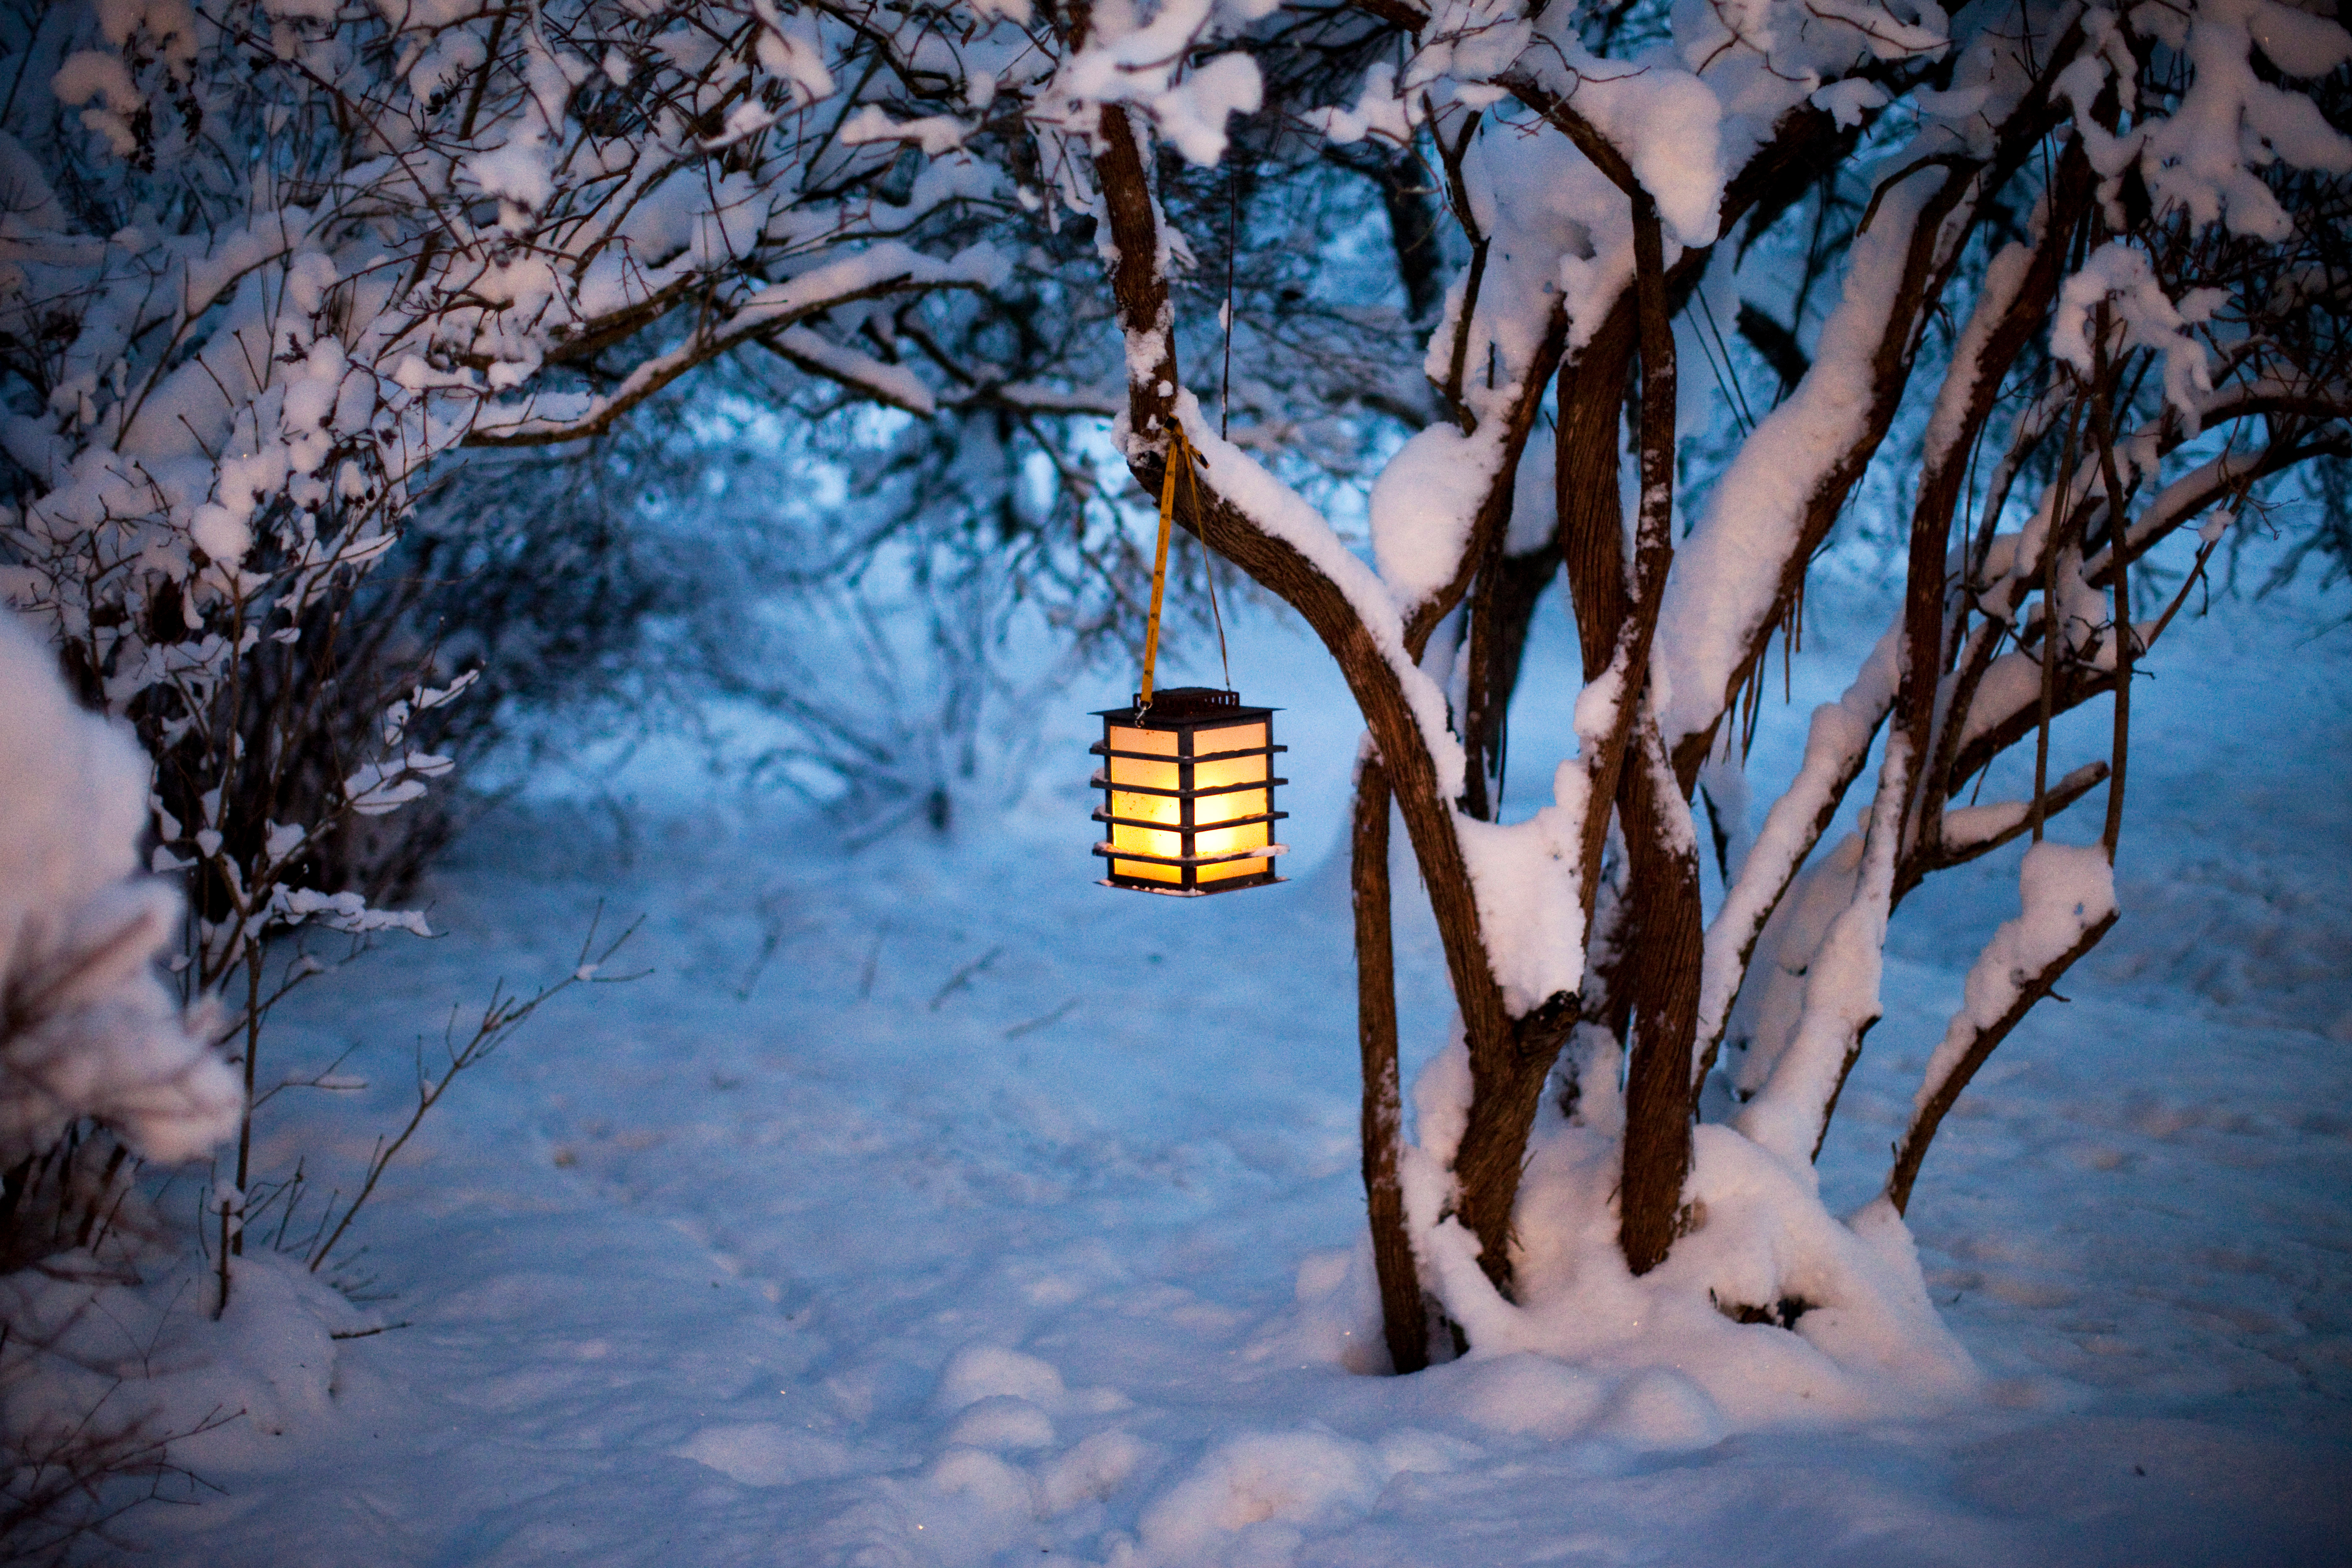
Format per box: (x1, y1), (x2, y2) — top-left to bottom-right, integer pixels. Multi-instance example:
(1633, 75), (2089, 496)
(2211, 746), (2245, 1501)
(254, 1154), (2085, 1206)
(0, 612), (236, 1165)
(26, 563), (2342, 1565)
(2051, 242), (2218, 420)
(2124, 0), (2352, 241)
(1127, 1428), (1400, 1563)
(1657, 170), (1941, 752)
(1044, 0), (1266, 166)
(1532, 41), (1728, 248)
(1402, 1104), (1978, 1426)
(1808, 77), (1888, 128)
(1366, 422), (1497, 608)
(1734, 726), (1911, 1173)
(1451, 761), (1590, 1012)
(1696, 628), (1898, 1063)
(1914, 843), (2119, 1118)
(1307, 64), (1417, 147)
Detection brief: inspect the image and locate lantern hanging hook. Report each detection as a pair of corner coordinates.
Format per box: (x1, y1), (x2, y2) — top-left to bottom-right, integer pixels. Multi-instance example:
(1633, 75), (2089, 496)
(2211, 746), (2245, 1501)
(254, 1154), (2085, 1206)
(1139, 418), (1233, 722)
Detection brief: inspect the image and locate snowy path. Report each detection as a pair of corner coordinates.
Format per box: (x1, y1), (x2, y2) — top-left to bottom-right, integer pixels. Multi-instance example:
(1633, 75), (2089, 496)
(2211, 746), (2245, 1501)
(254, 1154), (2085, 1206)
(127, 591), (2352, 1566)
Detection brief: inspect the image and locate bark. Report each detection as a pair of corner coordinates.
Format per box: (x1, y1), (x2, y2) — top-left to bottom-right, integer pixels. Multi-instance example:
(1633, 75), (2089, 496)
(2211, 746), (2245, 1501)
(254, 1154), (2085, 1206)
(1553, 306), (1635, 914)
(1450, 993), (1577, 1297)
(1614, 724), (1704, 1271)
(1609, 197), (1703, 1273)
(1351, 754), (1427, 1372)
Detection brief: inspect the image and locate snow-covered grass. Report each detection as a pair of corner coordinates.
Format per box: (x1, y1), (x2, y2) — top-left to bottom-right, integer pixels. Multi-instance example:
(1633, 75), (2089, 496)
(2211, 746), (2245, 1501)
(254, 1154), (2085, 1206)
(75, 574), (2352, 1565)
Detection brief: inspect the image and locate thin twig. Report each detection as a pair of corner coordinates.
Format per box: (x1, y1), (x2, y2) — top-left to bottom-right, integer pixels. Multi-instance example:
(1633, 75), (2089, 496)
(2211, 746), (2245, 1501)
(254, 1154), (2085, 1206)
(928, 945), (1005, 1011)
(1001, 998), (1078, 1040)
(308, 910), (642, 1272)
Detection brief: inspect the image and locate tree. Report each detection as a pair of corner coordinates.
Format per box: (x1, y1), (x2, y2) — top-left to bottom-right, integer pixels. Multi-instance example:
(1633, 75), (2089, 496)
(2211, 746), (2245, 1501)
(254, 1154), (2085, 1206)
(0, 0), (1014, 1244)
(951, 0), (2352, 1374)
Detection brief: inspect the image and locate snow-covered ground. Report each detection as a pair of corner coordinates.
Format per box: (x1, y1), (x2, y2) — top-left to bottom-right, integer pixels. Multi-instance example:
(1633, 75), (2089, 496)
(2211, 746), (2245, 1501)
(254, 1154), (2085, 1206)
(86, 562), (2352, 1565)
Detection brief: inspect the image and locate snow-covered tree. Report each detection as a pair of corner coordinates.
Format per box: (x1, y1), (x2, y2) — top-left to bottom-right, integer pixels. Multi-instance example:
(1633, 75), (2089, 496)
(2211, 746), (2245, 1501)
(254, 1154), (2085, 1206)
(936, 0), (2352, 1382)
(0, 0), (1012, 1199)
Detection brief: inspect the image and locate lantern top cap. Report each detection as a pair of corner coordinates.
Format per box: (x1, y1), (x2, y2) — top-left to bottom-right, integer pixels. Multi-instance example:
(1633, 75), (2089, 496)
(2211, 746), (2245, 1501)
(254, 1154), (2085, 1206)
(1096, 686), (1277, 726)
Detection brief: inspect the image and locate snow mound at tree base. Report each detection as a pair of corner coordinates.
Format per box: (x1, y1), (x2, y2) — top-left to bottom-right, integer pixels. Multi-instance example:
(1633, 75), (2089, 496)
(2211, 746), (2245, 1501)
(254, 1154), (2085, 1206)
(1284, 1052), (1978, 1447)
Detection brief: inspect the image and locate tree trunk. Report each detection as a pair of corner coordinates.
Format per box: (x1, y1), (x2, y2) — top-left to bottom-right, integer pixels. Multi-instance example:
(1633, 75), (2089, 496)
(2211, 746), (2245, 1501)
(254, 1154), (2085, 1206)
(1351, 754), (1427, 1371)
(1612, 725), (1705, 1272)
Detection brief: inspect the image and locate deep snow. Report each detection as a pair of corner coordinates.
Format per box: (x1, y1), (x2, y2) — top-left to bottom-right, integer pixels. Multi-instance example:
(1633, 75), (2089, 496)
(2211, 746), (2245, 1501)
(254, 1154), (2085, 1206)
(71, 558), (2352, 1565)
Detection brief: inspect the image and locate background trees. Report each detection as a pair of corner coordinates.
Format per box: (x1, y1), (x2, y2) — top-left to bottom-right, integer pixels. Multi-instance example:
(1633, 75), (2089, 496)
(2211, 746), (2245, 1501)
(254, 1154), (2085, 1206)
(0, 0), (1026, 1289)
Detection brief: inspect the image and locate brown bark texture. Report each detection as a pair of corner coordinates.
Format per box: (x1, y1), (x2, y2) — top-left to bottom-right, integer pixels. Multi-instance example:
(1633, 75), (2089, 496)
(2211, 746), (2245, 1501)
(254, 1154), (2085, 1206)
(1351, 756), (1427, 1372)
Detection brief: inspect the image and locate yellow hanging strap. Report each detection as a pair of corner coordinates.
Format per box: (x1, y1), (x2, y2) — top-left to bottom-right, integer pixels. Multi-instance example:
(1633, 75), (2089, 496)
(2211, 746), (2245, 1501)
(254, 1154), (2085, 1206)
(1137, 420), (1233, 711)
(1139, 422), (1191, 709)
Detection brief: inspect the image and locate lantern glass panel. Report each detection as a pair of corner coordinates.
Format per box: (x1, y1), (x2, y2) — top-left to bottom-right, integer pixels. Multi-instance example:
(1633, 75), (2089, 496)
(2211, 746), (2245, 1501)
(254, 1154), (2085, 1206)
(1193, 789), (1264, 826)
(1192, 821), (1269, 859)
(1196, 851), (1269, 883)
(1106, 724), (1179, 758)
(1191, 721), (1266, 756)
(1104, 724), (1184, 871)
(1106, 760), (1179, 795)
(1109, 784), (1180, 826)
(1109, 815), (1184, 859)
(1192, 748), (1265, 789)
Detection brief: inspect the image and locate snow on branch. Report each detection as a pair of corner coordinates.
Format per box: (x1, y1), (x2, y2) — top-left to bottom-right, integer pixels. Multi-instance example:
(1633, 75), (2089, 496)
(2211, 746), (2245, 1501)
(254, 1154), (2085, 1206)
(1886, 843), (2119, 1212)
(468, 246), (1008, 444)
(1694, 630), (1898, 1080)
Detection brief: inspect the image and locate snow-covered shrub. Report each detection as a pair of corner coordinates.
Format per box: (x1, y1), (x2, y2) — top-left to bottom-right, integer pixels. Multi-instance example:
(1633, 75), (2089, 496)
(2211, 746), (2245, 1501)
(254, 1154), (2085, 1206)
(0, 612), (235, 1172)
(0, 0), (1008, 939)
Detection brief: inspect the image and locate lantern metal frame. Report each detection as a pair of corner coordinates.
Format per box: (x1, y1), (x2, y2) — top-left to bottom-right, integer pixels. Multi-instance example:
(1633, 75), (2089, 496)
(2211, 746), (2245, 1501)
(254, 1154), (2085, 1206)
(1091, 686), (1287, 895)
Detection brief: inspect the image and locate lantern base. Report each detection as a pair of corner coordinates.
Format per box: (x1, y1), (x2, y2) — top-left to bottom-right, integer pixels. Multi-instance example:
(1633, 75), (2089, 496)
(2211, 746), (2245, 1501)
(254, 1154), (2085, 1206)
(1096, 874), (1286, 897)
(1093, 843), (1288, 896)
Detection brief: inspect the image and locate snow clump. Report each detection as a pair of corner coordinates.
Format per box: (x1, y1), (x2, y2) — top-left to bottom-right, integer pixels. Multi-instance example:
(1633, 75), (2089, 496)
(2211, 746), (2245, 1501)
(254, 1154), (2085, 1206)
(0, 612), (237, 1165)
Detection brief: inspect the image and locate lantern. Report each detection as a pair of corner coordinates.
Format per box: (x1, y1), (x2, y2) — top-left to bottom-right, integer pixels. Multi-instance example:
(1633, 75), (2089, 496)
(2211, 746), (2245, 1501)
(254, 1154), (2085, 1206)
(1092, 686), (1287, 895)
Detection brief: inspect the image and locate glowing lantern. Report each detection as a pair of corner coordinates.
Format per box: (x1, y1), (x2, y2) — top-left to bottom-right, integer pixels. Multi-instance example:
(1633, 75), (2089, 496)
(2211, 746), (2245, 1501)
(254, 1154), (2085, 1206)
(1092, 686), (1287, 895)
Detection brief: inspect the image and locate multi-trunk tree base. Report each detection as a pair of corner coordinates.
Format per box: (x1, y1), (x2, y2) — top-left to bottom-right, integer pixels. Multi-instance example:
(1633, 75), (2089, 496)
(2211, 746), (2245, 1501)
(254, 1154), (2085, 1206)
(1371, 1053), (1978, 1425)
